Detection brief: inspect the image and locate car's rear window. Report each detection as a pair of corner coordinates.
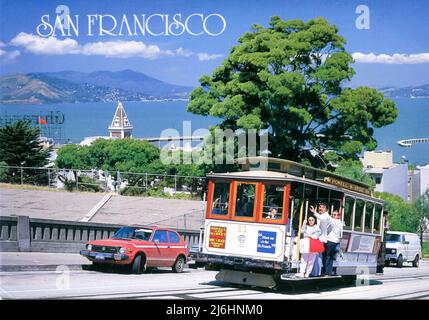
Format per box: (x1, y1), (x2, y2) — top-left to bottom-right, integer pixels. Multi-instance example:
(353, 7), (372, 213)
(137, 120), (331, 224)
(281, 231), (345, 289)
(152, 230), (168, 243)
(168, 231), (181, 243)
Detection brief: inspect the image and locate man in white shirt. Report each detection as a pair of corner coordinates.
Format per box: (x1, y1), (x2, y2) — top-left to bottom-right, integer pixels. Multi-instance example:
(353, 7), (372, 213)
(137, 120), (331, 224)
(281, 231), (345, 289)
(310, 204), (343, 276)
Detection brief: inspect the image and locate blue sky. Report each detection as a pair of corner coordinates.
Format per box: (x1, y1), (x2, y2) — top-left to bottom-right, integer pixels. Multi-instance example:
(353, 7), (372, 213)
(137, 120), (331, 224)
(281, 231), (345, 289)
(0, 0), (428, 87)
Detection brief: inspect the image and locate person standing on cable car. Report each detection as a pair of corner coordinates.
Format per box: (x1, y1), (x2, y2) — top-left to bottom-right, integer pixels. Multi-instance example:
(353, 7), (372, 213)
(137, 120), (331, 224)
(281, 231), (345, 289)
(299, 215), (321, 277)
(324, 210), (342, 276)
(309, 204), (343, 276)
(309, 203), (331, 275)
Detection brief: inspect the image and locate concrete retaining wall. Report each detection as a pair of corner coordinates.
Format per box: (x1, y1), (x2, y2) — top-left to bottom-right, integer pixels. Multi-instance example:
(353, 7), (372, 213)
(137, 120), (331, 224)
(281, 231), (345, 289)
(0, 215), (200, 253)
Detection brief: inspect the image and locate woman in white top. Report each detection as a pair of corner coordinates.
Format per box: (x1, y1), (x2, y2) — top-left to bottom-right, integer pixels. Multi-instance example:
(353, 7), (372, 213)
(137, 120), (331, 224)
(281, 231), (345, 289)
(310, 204), (343, 276)
(299, 215), (321, 278)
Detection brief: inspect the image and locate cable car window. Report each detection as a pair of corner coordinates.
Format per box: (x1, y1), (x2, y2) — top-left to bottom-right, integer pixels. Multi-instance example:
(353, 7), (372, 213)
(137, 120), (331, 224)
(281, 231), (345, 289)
(354, 199), (365, 232)
(262, 184), (284, 220)
(289, 182), (304, 234)
(212, 182), (230, 215)
(235, 183), (256, 218)
(365, 202), (374, 233)
(343, 197), (354, 230)
(373, 204), (383, 234)
(317, 187), (330, 210)
(329, 190), (343, 213)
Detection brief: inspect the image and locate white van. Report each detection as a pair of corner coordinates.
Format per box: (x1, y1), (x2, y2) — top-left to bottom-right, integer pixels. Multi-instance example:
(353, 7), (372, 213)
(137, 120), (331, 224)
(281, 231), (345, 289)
(384, 231), (422, 267)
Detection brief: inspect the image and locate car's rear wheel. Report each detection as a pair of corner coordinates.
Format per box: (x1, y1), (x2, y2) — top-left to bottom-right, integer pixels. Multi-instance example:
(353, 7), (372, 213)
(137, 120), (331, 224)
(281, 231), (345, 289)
(397, 255), (404, 268)
(173, 256), (185, 273)
(412, 255), (419, 267)
(131, 255), (146, 274)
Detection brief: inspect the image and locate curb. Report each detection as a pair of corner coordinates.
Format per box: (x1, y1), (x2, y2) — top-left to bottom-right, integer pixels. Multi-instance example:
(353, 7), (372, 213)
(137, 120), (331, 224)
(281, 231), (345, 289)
(0, 264), (90, 272)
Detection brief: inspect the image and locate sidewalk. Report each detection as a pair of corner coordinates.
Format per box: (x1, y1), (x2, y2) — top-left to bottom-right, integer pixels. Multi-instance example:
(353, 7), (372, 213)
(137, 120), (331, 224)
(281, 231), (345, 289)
(0, 252), (91, 272)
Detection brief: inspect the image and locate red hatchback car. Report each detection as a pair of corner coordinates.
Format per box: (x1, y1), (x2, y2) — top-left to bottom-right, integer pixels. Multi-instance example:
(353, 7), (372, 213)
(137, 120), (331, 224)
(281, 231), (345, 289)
(80, 225), (189, 273)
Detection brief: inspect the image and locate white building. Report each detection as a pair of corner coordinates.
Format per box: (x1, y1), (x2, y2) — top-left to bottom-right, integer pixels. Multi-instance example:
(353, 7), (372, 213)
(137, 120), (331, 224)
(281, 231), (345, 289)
(409, 164), (429, 202)
(108, 102), (133, 139)
(362, 151), (409, 201)
(80, 102), (134, 146)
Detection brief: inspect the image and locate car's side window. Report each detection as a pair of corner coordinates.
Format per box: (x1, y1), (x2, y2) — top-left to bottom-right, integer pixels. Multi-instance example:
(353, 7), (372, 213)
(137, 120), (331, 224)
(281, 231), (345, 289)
(168, 231), (181, 243)
(152, 230), (168, 243)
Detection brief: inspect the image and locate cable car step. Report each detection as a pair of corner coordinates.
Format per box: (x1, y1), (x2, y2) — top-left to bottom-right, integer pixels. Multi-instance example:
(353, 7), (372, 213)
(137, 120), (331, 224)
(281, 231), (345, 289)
(280, 274), (342, 281)
(216, 269), (277, 288)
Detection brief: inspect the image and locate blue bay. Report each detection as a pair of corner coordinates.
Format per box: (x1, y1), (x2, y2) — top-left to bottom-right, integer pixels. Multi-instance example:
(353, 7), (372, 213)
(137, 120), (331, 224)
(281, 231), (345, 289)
(0, 98), (428, 164)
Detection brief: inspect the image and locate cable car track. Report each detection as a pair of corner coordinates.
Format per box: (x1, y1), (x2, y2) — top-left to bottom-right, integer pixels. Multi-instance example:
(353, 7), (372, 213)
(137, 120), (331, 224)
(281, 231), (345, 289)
(373, 272), (429, 282)
(2, 263), (429, 299)
(35, 272), (429, 299)
(379, 288), (429, 300)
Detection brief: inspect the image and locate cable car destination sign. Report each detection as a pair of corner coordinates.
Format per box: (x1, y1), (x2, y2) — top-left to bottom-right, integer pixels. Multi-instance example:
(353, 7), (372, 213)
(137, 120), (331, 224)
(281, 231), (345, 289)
(323, 176), (372, 196)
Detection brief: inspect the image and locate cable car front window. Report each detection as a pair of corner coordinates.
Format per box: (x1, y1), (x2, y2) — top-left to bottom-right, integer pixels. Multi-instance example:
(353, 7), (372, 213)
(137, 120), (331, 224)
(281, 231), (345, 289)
(212, 182), (230, 216)
(262, 184), (284, 220)
(235, 183), (256, 218)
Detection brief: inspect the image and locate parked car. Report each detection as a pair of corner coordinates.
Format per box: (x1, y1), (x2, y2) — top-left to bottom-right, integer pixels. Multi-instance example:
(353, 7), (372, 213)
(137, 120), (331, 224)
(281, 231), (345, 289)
(384, 231), (421, 268)
(80, 225), (189, 273)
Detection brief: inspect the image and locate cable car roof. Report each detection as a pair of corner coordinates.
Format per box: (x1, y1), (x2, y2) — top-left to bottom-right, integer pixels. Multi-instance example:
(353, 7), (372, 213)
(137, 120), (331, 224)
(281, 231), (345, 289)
(207, 156), (374, 197)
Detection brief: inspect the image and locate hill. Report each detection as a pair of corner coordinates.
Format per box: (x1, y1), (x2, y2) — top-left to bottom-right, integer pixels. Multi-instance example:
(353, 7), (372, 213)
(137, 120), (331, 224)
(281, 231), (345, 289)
(379, 84), (429, 99)
(0, 70), (192, 104)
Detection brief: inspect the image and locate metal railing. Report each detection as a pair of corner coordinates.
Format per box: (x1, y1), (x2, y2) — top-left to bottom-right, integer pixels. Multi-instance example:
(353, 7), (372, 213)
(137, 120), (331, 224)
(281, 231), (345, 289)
(0, 215), (201, 253)
(0, 165), (207, 199)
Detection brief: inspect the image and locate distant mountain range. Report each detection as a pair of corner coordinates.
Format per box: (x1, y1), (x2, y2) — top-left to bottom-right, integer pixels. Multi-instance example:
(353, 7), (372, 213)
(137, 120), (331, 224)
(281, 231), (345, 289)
(379, 84), (429, 99)
(1, 69), (428, 104)
(0, 70), (193, 104)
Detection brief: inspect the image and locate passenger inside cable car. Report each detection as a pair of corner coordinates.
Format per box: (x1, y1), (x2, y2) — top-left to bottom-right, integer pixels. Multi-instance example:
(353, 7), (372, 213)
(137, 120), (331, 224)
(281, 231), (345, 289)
(265, 207), (280, 219)
(235, 183), (256, 217)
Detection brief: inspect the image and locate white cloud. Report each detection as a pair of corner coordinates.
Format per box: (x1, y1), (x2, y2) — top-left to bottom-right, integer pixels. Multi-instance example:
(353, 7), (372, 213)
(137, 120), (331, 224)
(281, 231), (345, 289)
(352, 52), (429, 64)
(0, 41), (20, 60)
(81, 40), (165, 59)
(6, 50), (21, 59)
(11, 32), (80, 55)
(7, 33), (224, 62)
(174, 47), (193, 57)
(197, 52), (223, 61)
(9, 33), (193, 60)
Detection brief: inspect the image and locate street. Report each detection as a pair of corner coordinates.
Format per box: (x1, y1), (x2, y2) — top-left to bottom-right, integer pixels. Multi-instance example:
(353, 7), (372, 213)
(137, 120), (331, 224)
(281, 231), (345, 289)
(1, 261), (429, 299)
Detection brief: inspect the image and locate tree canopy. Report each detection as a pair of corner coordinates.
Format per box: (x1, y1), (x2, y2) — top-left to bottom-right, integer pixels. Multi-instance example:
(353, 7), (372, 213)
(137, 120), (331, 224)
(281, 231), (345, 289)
(187, 16), (398, 166)
(376, 192), (414, 232)
(0, 120), (52, 184)
(375, 190), (428, 239)
(334, 159), (375, 187)
(0, 120), (51, 168)
(56, 138), (161, 173)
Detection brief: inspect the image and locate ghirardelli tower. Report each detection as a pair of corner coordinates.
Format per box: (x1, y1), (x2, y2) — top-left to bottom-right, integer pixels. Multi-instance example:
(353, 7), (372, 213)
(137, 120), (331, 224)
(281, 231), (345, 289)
(108, 102), (133, 139)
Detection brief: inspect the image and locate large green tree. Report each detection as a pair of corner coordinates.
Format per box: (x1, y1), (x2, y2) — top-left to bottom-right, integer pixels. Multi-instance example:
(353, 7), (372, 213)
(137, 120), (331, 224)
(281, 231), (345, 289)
(334, 159), (376, 187)
(0, 120), (52, 184)
(376, 192), (414, 232)
(55, 139), (206, 196)
(56, 138), (160, 172)
(0, 120), (51, 167)
(187, 16), (398, 166)
(412, 189), (429, 247)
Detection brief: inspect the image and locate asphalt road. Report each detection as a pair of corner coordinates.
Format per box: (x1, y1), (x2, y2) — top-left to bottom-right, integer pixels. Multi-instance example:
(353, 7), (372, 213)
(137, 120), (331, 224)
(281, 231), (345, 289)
(1, 261), (429, 299)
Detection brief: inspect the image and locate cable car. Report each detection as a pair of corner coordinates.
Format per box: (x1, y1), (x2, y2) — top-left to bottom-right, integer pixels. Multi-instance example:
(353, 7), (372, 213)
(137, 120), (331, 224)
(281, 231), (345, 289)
(192, 157), (385, 288)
